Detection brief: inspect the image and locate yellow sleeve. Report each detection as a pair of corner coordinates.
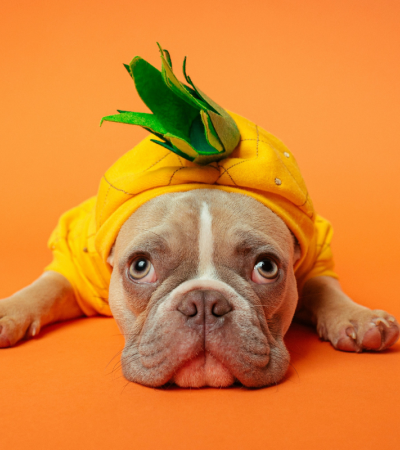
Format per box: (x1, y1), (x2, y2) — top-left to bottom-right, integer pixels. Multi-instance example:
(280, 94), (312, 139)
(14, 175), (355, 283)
(45, 197), (112, 317)
(295, 214), (339, 292)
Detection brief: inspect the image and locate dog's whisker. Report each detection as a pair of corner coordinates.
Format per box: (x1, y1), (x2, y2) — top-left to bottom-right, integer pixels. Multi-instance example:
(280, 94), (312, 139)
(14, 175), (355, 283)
(120, 380), (131, 394)
(104, 347), (125, 369)
(288, 361), (300, 380)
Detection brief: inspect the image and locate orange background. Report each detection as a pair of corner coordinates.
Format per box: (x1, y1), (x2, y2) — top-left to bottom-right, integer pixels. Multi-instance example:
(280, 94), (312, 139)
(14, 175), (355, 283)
(1, 0), (399, 448)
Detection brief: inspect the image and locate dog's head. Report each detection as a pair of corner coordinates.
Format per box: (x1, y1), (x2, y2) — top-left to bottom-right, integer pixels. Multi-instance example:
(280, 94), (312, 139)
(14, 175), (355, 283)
(107, 189), (301, 388)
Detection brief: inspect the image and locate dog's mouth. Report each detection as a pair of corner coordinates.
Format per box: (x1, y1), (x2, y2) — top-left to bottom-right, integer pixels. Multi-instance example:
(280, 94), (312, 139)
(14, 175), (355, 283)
(171, 351), (236, 388)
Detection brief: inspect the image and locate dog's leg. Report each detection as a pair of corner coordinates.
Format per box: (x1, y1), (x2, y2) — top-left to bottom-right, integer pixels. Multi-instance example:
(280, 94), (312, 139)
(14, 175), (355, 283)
(296, 276), (399, 351)
(0, 271), (83, 347)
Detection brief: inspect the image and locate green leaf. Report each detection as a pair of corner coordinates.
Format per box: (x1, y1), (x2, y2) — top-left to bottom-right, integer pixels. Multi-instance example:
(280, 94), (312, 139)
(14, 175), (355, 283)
(190, 115), (221, 155)
(165, 133), (199, 159)
(207, 108), (240, 156)
(100, 111), (167, 135)
(200, 110), (224, 153)
(157, 43), (208, 111)
(128, 56), (200, 141)
(163, 49), (172, 68)
(123, 63), (133, 78)
(182, 56), (240, 154)
(101, 44), (241, 166)
(183, 57), (219, 114)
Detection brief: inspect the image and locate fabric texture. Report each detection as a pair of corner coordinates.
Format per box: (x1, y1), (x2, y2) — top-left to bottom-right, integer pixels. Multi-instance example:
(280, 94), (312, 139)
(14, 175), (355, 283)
(45, 112), (338, 316)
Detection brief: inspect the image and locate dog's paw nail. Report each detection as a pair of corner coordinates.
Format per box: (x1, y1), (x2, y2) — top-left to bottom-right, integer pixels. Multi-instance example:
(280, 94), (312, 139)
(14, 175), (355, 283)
(317, 324), (327, 339)
(373, 318), (390, 328)
(28, 322), (40, 338)
(388, 317), (396, 323)
(346, 328), (356, 340)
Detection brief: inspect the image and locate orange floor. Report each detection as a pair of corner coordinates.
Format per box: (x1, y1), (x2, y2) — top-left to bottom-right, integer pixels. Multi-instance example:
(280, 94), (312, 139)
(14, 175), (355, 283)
(1, 1), (399, 448)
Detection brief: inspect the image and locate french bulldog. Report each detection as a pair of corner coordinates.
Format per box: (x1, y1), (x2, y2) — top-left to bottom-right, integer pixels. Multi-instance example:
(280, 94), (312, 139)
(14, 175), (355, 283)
(0, 189), (398, 387)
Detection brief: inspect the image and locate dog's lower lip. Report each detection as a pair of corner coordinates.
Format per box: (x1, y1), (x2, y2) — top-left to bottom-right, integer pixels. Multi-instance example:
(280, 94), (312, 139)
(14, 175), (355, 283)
(172, 351), (235, 387)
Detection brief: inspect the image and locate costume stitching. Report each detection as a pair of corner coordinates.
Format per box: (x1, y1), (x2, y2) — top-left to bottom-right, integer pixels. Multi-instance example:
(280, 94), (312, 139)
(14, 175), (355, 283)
(299, 191), (309, 208)
(217, 124), (259, 183)
(223, 161), (247, 178)
(168, 167), (186, 186)
(224, 168), (238, 186)
(242, 138), (292, 150)
(241, 139), (270, 144)
(226, 130), (312, 215)
(144, 152), (170, 171)
(216, 164), (228, 182)
(208, 163), (220, 172)
(102, 175), (135, 196)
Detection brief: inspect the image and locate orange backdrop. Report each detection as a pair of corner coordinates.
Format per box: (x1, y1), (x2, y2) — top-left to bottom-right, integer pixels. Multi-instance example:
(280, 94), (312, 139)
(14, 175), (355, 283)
(1, 0), (399, 448)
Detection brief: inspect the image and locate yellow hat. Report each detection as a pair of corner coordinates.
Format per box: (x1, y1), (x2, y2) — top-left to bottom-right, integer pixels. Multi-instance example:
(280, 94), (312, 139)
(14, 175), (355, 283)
(95, 111), (315, 269)
(95, 45), (315, 267)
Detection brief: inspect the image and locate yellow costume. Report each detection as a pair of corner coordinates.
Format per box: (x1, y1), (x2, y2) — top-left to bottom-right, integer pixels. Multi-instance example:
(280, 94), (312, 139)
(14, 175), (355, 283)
(45, 111), (337, 316)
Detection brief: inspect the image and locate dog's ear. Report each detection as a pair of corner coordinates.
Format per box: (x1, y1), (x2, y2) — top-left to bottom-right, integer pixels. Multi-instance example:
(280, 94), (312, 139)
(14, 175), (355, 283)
(107, 245), (115, 267)
(291, 233), (301, 265)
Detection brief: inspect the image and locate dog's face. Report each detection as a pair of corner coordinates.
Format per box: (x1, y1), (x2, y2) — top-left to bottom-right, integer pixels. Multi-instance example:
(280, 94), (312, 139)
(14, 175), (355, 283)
(107, 190), (301, 388)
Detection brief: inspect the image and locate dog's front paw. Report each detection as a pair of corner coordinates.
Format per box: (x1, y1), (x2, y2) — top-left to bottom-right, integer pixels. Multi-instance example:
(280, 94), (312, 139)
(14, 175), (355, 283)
(0, 297), (40, 347)
(318, 308), (399, 352)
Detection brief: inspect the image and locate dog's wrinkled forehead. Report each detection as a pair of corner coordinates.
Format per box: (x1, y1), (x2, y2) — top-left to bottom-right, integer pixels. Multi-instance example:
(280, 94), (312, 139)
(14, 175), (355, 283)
(112, 190), (297, 275)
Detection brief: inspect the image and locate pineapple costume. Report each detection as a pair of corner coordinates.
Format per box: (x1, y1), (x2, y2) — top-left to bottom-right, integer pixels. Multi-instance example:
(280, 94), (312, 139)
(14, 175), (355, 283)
(45, 45), (338, 316)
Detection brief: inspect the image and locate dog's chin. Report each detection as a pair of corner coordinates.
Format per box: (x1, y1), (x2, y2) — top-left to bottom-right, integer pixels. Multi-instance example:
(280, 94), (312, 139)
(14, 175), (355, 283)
(171, 351), (235, 388)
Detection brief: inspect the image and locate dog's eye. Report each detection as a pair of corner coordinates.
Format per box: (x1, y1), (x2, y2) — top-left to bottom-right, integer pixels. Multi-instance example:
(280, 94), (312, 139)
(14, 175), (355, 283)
(129, 258), (157, 283)
(252, 259), (279, 284)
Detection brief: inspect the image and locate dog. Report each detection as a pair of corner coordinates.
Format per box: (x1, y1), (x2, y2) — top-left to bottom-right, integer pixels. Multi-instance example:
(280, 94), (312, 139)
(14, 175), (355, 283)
(1, 46), (398, 388)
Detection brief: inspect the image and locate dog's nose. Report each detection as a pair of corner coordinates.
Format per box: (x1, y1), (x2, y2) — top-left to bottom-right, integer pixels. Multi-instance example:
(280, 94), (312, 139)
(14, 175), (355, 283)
(177, 290), (232, 323)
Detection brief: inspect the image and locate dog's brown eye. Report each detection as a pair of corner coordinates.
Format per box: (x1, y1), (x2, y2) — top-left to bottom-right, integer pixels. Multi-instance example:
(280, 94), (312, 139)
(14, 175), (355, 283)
(256, 259), (278, 279)
(252, 259), (279, 284)
(129, 258), (151, 279)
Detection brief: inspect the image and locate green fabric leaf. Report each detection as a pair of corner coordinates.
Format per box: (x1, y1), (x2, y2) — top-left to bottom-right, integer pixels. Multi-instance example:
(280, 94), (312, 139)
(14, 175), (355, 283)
(163, 49), (172, 69)
(157, 43), (208, 112)
(151, 139), (196, 162)
(143, 128), (168, 141)
(101, 44), (241, 166)
(182, 57), (240, 154)
(190, 115), (221, 155)
(207, 109), (240, 156)
(193, 153), (227, 165)
(124, 63), (133, 78)
(129, 56), (199, 140)
(150, 139), (174, 151)
(200, 110), (224, 153)
(165, 133), (199, 159)
(183, 57), (219, 115)
(100, 111), (167, 134)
